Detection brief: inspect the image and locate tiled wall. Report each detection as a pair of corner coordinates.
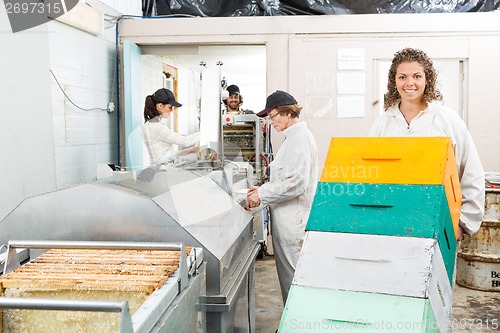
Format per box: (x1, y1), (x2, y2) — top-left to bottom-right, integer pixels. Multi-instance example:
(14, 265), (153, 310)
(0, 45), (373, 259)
(48, 8), (119, 187)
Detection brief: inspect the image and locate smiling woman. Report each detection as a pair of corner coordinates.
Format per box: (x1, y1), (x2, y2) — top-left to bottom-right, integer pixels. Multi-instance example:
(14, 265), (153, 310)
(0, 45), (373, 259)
(369, 47), (485, 239)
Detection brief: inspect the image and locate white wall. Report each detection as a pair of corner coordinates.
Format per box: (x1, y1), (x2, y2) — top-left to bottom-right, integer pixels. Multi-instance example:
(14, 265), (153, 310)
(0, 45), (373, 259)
(0, 14), (55, 222)
(468, 37), (500, 174)
(288, 36), (480, 169)
(119, 13), (500, 173)
(0, 0), (120, 222)
(48, 12), (119, 187)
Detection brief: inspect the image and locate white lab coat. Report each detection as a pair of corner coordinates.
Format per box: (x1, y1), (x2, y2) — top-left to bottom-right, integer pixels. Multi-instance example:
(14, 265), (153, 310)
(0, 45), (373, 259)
(142, 116), (200, 164)
(369, 102), (485, 235)
(258, 121), (318, 303)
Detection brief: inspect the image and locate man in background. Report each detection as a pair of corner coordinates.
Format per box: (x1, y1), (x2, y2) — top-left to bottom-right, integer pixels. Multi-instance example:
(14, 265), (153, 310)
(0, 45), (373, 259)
(223, 84), (254, 114)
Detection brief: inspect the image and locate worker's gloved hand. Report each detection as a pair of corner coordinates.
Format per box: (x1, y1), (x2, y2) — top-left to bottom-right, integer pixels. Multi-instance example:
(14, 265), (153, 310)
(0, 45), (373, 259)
(246, 186), (261, 210)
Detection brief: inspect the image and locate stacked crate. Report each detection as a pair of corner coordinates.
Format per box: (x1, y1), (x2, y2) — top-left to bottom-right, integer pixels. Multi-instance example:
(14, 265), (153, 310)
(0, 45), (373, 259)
(278, 137), (461, 333)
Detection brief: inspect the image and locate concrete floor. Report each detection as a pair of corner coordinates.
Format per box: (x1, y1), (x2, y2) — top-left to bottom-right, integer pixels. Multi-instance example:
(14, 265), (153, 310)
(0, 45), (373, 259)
(255, 255), (500, 333)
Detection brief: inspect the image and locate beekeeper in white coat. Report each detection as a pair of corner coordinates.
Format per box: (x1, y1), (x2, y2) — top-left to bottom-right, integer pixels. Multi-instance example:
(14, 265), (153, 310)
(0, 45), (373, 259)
(369, 48), (484, 238)
(246, 90), (318, 304)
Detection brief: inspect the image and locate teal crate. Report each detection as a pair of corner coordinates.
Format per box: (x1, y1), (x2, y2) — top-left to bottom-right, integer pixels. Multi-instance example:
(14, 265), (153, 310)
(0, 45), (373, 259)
(279, 285), (442, 333)
(306, 182), (456, 284)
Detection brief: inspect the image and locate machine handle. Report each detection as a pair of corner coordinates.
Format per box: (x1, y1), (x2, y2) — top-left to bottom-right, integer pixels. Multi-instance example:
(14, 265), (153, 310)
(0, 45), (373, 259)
(0, 297), (133, 333)
(360, 157), (401, 161)
(348, 203), (394, 208)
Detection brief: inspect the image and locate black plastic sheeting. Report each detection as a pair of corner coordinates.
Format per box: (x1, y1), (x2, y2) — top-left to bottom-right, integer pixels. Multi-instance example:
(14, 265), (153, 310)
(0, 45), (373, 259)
(142, 0), (500, 16)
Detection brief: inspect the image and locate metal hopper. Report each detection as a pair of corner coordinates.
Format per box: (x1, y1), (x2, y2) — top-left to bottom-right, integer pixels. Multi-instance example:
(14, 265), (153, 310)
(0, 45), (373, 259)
(0, 164), (259, 332)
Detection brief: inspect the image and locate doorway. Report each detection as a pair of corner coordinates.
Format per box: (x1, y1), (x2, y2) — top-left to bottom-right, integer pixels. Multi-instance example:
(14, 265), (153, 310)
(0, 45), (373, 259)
(122, 43), (267, 168)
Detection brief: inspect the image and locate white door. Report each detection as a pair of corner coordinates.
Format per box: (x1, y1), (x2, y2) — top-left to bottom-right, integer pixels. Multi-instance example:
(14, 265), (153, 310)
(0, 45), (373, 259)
(122, 39), (144, 169)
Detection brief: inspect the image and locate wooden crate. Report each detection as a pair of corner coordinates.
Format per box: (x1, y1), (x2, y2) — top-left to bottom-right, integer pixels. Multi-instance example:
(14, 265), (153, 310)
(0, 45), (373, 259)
(320, 137), (461, 235)
(293, 231), (452, 331)
(279, 285), (442, 333)
(306, 183), (457, 283)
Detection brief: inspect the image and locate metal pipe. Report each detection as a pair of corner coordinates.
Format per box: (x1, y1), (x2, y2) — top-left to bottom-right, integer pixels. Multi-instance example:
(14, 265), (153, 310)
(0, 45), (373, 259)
(198, 61), (206, 132)
(6, 240), (184, 251)
(0, 297), (128, 312)
(216, 61), (225, 164)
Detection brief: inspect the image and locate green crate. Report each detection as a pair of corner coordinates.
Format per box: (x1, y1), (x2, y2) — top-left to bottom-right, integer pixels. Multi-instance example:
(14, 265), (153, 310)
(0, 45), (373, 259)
(279, 285), (442, 333)
(306, 182), (456, 284)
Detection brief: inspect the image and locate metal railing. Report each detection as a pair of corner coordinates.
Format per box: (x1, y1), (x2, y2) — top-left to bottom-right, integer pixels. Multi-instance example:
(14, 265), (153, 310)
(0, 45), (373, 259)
(0, 297), (134, 333)
(2, 240), (188, 291)
(0, 240), (191, 333)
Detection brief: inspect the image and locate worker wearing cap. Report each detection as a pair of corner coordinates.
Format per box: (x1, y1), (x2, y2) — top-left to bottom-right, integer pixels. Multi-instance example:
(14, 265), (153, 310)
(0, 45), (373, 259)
(142, 88), (200, 164)
(223, 84), (254, 115)
(246, 90), (318, 304)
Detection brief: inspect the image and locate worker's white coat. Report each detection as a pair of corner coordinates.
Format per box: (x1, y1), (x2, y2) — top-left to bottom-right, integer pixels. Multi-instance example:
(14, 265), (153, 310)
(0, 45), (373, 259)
(369, 102), (485, 235)
(258, 121), (318, 303)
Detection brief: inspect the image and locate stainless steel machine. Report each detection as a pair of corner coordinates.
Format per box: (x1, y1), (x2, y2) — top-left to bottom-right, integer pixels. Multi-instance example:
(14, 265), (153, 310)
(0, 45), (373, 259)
(222, 114), (271, 252)
(0, 240), (205, 333)
(0, 162), (260, 333)
(221, 114), (267, 185)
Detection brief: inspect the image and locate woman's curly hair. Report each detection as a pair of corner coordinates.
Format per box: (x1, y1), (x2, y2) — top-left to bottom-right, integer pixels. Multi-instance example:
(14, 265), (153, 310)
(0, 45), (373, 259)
(384, 48), (443, 110)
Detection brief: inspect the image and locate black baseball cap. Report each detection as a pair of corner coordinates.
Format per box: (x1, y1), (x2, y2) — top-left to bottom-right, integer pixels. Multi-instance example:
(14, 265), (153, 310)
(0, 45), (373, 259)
(257, 90), (297, 117)
(227, 84), (240, 95)
(152, 88), (182, 107)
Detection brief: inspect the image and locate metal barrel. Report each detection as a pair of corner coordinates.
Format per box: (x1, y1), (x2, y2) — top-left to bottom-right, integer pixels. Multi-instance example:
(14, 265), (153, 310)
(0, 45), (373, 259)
(457, 187), (500, 291)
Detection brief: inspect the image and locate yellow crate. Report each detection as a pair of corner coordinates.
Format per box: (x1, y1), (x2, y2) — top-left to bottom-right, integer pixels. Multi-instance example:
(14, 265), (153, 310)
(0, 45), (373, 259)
(321, 137), (461, 237)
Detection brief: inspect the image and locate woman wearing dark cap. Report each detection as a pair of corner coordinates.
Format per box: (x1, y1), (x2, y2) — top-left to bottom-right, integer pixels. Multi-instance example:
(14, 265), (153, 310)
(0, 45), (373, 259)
(246, 90), (318, 304)
(142, 88), (200, 164)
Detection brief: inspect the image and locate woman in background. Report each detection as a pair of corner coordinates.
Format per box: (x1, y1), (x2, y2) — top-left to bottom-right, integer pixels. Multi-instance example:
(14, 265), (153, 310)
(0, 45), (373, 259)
(142, 88), (199, 164)
(246, 90), (318, 304)
(369, 47), (484, 239)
